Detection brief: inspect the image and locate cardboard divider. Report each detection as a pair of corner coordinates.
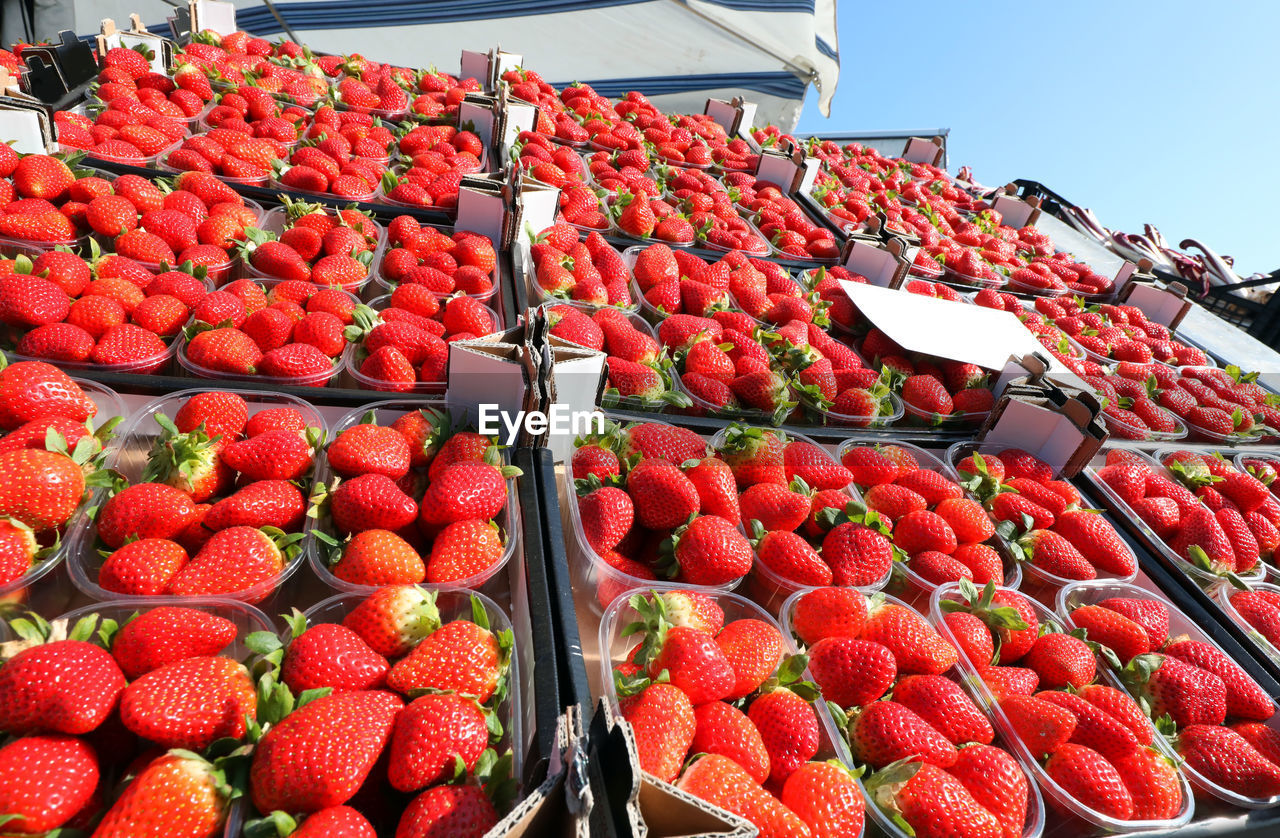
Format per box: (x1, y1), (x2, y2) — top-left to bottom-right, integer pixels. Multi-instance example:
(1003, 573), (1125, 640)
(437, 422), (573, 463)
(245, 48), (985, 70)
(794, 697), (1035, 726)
(190, 0), (237, 37)
(703, 96), (761, 153)
(991, 193), (1041, 229)
(1118, 279), (1193, 330)
(445, 320), (539, 445)
(976, 388), (1106, 477)
(98, 17), (174, 74)
(840, 238), (908, 287)
(901, 135), (945, 166)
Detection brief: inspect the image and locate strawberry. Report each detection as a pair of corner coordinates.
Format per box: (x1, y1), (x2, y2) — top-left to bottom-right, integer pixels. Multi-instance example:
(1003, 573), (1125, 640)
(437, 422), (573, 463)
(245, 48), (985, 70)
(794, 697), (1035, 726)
(847, 699), (958, 768)
(119, 656), (255, 750)
(1071, 604), (1149, 664)
(666, 514), (754, 586)
(1045, 743), (1134, 820)
(341, 585), (442, 658)
(1000, 694), (1076, 758)
(860, 600), (957, 675)
(1052, 510), (1136, 576)
(715, 618), (784, 700)
(0, 360), (96, 429)
(1124, 653), (1227, 727)
(1036, 690), (1142, 763)
(1164, 639), (1274, 721)
(328, 423), (412, 479)
(0, 638), (125, 734)
(791, 586), (868, 645)
(1023, 631), (1096, 689)
(941, 580), (1037, 662)
(1098, 597), (1170, 647)
(820, 519), (894, 587)
(427, 519), (504, 583)
(683, 457), (741, 525)
(274, 620), (390, 695)
(690, 700), (771, 784)
(1176, 724), (1280, 798)
(166, 525), (300, 598)
(989, 492), (1055, 532)
(866, 761), (1003, 838)
(784, 440), (853, 490)
(270, 806), (377, 837)
(747, 685), (821, 783)
(387, 615), (509, 703)
(173, 391), (248, 440)
(387, 692), (490, 792)
(677, 755), (812, 836)
(781, 760), (864, 838)
(619, 682), (695, 783)
(203, 480), (306, 532)
(806, 636), (896, 708)
(1112, 748), (1184, 820)
(893, 673), (994, 746)
(1170, 506), (1237, 574)
(0, 734), (99, 833)
(250, 689), (404, 813)
(753, 528), (832, 587)
(418, 460), (515, 529)
(92, 751), (233, 837)
(741, 480), (812, 532)
(98, 538), (189, 595)
(110, 605), (237, 679)
(0, 448), (85, 533)
(717, 425), (786, 487)
(949, 743), (1029, 838)
(396, 784), (498, 838)
(979, 665), (1040, 700)
(184, 326), (262, 374)
(97, 482), (199, 548)
(143, 422), (231, 503)
(329, 474), (419, 533)
(1017, 529), (1096, 580)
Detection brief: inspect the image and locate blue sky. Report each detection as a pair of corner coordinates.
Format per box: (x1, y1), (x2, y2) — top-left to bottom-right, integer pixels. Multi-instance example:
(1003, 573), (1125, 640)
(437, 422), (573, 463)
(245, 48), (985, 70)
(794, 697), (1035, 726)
(796, 1), (1279, 277)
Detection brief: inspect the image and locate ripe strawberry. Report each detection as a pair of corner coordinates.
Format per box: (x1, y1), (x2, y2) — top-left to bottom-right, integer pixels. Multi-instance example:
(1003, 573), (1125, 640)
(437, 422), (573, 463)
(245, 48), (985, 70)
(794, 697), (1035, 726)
(781, 760), (865, 838)
(110, 606), (236, 679)
(1164, 639), (1274, 721)
(820, 520), (894, 587)
(1112, 747), (1184, 820)
(0, 360), (96, 429)
(1023, 631), (1096, 689)
(1071, 604), (1149, 664)
(166, 525), (297, 598)
(276, 621), (389, 695)
(784, 441), (853, 490)
(0, 640), (125, 734)
(989, 492), (1056, 532)
(1125, 653), (1228, 727)
(0, 734), (99, 833)
(683, 457), (741, 525)
(119, 656), (255, 750)
(173, 391), (248, 440)
(396, 784), (498, 838)
(1053, 510), (1136, 576)
(619, 682), (695, 783)
(894, 673), (994, 745)
(848, 699), (958, 768)
(1176, 724), (1280, 798)
(92, 751), (232, 837)
(791, 586), (867, 645)
(276, 806), (376, 837)
(690, 700), (771, 784)
(1045, 743), (1134, 820)
(0, 448), (85, 533)
(329, 474), (418, 533)
(860, 600), (958, 675)
(97, 482), (199, 548)
(677, 754), (812, 836)
(950, 743), (1030, 838)
(220, 429), (315, 481)
(387, 692), (489, 792)
(577, 486), (634, 554)
(203, 480), (306, 532)
(1000, 694), (1076, 758)
(747, 686), (821, 783)
(427, 518), (504, 583)
(98, 537), (190, 596)
(1098, 597), (1170, 646)
(250, 689), (403, 813)
(667, 514), (754, 586)
(866, 761), (1003, 838)
(387, 617), (508, 703)
(1018, 529), (1096, 580)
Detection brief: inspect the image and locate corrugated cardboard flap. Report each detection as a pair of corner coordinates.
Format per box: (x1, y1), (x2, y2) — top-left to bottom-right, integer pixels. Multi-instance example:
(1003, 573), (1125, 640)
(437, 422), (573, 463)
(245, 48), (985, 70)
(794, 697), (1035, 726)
(977, 388), (1107, 477)
(484, 708), (590, 838)
(840, 239), (908, 288)
(1118, 279), (1192, 331)
(445, 322), (537, 440)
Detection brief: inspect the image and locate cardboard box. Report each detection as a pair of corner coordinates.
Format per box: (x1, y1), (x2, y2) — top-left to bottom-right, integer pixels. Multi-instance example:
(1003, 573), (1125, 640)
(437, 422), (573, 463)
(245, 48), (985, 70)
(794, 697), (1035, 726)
(840, 238), (909, 288)
(189, 0), (237, 37)
(975, 384), (1107, 477)
(901, 136), (945, 166)
(445, 320), (539, 446)
(588, 701), (753, 838)
(1117, 279), (1192, 331)
(537, 306), (608, 463)
(98, 17), (173, 74)
(990, 192), (1042, 229)
(486, 708), (591, 838)
(703, 97), (761, 153)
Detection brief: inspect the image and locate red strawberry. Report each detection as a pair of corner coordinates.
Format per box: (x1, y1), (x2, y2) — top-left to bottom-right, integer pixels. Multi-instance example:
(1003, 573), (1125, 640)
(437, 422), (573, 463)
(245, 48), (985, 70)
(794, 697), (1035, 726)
(677, 754), (812, 836)
(893, 673), (994, 745)
(0, 639), (125, 734)
(949, 743), (1030, 838)
(999, 694), (1076, 758)
(386, 617), (507, 703)
(866, 761), (1003, 838)
(119, 656), (255, 750)
(387, 692), (489, 792)
(1045, 743), (1134, 820)
(0, 734), (99, 833)
(92, 751), (233, 837)
(110, 606), (237, 678)
(1176, 724), (1280, 798)
(619, 682), (695, 783)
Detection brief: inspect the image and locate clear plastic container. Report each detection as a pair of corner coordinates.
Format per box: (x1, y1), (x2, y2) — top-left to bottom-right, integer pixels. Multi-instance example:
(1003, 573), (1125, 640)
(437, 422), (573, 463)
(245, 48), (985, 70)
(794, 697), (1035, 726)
(527, 249), (639, 315)
(1057, 579), (1280, 810)
(836, 440), (1022, 599)
(1005, 272), (1072, 298)
(13, 339), (179, 376)
(941, 265), (1006, 290)
(66, 388), (326, 608)
(1215, 580), (1280, 666)
(57, 595), (274, 661)
(243, 207), (385, 293)
(779, 586), (1048, 838)
(930, 581), (1196, 831)
(296, 588), (522, 796)
(1101, 407), (1189, 443)
(375, 246), (500, 304)
(1084, 447), (1265, 589)
(947, 441), (1140, 595)
(598, 587), (869, 837)
(175, 333), (342, 388)
(0, 230), (93, 259)
(157, 138), (272, 187)
(672, 367), (798, 427)
(800, 389), (905, 429)
(308, 401), (518, 607)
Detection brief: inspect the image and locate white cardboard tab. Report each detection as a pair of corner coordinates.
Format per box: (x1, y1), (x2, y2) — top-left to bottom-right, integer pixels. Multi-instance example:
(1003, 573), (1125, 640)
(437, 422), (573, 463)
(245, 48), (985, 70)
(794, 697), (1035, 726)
(839, 282), (1089, 390)
(797, 156), (821, 196)
(1111, 261), (1139, 295)
(1123, 282), (1188, 328)
(191, 0), (236, 36)
(0, 107), (48, 154)
(445, 342), (527, 428)
(492, 50), (523, 89)
(454, 181), (507, 251)
(902, 137), (942, 165)
(458, 98), (497, 159)
(982, 399), (1092, 474)
(992, 194), (1036, 228)
(546, 347), (607, 463)
(755, 150), (799, 192)
(704, 99), (738, 133)
(842, 241), (900, 287)
(502, 100), (538, 161)
(460, 49), (489, 84)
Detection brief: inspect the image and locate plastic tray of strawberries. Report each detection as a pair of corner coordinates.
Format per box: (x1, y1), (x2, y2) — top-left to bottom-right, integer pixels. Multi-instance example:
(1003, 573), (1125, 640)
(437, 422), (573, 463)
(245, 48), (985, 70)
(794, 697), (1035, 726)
(694, 426), (875, 611)
(598, 587), (869, 838)
(242, 205), (387, 294)
(564, 417), (764, 614)
(224, 586), (523, 835)
(342, 293), (502, 394)
(66, 388), (326, 608)
(306, 401), (520, 608)
(837, 440), (1023, 600)
(946, 442), (1140, 594)
(779, 586), (1048, 838)
(1175, 366), (1277, 444)
(929, 581), (1196, 831)
(526, 236), (640, 315)
(0, 375), (124, 606)
(1084, 447), (1268, 589)
(1057, 580), (1280, 809)
(374, 222), (502, 304)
